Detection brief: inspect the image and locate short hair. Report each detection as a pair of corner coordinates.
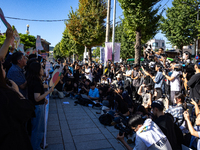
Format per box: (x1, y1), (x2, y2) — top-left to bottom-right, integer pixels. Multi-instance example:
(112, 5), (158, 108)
(118, 86), (124, 92)
(128, 114), (145, 128)
(90, 82), (95, 87)
(159, 48), (164, 51)
(195, 61), (200, 69)
(156, 64), (162, 68)
(174, 92), (185, 103)
(12, 52), (23, 65)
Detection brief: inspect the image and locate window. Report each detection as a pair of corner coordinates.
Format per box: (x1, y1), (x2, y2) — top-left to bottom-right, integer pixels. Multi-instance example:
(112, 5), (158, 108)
(152, 42), (158, 47)
(162, 42), (165, 47)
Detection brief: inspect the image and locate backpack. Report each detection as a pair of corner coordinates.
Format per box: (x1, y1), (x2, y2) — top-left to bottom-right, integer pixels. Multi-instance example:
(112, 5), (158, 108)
(99, 114), (113, 126)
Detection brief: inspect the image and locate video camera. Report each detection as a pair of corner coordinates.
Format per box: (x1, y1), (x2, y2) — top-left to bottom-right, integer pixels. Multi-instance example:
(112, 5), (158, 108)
(185, 97), (199, 104)
(114, 115), (133, 138)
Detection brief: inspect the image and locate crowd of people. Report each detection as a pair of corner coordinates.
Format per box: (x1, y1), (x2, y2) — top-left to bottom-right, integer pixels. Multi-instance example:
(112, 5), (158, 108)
(1, 23), (200, 150)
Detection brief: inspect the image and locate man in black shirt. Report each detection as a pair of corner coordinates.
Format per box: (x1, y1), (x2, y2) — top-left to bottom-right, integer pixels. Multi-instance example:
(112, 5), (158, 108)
(151, 101), (181, 150)
(183, 61), (200, 99)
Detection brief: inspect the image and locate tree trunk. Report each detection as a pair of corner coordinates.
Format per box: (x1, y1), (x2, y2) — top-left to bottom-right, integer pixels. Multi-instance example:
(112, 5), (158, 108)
(88, 47), (92, 64)
(135, 30), (141, 65)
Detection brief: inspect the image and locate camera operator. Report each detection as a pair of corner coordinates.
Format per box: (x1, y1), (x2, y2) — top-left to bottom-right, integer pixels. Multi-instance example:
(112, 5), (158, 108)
(138, 84), (153, 110)
(143, 64), (164, 92)
(182, 51), (192, 64)
(155, 48), (164, 59)
(163, 61), (181, 104)
(183, 99), (200, 150)
(123, 64), (132, 83)
(151, 101), (182, 150)
(117, 114), (172, 150)
(165, 93), (185, 127)
(131, 64), (140, 100)
(101, 74), (111, 85)
(183, 61), (200, 100)
(160, 54), (170, 68)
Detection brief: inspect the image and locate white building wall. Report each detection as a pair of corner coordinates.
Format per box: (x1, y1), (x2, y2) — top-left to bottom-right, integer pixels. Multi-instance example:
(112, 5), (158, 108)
(146, 39), (166, 50)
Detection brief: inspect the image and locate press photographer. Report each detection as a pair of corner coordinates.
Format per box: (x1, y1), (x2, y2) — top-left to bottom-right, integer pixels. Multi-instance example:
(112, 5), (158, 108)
(117, 114), (172, 150)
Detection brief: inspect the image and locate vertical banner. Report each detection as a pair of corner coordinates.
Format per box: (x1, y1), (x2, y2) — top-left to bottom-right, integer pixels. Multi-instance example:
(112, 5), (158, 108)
(105, 42), (112, 62)
(43, 80), (49, 149)
(100, 47), (105, 63)
(105, 42), (121, 62)
(45, 61), (51, 76)
(114, 43), (121, 62)
(36, 35), (43, 52)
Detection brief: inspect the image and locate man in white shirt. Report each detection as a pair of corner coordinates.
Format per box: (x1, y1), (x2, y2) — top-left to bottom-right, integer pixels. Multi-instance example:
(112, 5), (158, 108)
(163, 61), (181, 104)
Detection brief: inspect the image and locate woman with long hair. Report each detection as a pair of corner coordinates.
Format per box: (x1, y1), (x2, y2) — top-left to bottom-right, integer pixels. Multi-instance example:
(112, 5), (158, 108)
(0, 61), (35, 150)
(27, 62), (54, 150)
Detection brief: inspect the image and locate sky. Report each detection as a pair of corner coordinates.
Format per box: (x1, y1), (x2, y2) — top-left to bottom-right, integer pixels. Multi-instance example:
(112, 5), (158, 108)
(1, 0), (173, 48)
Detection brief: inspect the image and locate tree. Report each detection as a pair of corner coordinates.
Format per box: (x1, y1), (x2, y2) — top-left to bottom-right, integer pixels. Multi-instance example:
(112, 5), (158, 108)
(118, 0), (163, 64)
(66, 0), (107, 63)
(53, 42), (63, 59)
(19, 33), (36, 51)
(115, 22), (135, 59)
(92, 47), (100, 57)
(160, 0), (197, 50)
(0, 34), (6, 47)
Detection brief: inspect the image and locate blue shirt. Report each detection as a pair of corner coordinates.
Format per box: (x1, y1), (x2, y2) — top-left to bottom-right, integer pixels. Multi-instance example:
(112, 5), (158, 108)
(88, 88), (99, 98)
(154, 71), (164, 89)
(7, 64), (27, 97)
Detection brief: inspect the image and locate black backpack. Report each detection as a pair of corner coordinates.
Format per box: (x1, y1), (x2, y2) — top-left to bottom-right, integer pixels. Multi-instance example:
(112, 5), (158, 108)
(99, 114), (113, 126)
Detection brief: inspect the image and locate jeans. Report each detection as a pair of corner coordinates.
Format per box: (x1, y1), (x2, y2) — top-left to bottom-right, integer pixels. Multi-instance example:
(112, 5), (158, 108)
(31, 104), (45, 150)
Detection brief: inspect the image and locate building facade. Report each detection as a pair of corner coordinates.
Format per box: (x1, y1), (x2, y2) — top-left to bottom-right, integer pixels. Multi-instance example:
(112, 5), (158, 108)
(146, 39), (165, 50)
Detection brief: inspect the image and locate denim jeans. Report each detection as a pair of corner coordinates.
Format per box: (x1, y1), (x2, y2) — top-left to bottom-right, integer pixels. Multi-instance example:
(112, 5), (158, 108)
(31, 104), (45, 150)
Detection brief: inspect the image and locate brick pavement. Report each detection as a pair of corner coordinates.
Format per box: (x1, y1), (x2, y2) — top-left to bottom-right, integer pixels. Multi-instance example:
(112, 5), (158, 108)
(46, 97), (130, 150)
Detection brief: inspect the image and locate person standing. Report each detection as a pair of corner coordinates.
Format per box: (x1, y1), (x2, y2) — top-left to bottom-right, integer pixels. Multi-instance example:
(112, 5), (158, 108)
(27, 62), (54, 150)
(7, 52), (27, 98)
(85, 63), (92, 82)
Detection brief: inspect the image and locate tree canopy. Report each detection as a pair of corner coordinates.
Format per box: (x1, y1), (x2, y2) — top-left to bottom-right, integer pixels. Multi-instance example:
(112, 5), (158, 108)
(118, 0), (163, 64)
(66, 0), (107, 62)
(160, 0), (197, 50)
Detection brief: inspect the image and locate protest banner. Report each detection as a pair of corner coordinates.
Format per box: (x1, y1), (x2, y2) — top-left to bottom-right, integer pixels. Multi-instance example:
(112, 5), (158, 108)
(41, 53), (47, 59)
(17, 43), (24, 53)
(36, 35), (43, 51)
(105, 42), (121, 63)
(0, 8), (8, 28)
(100, 47), (105, 63)
(45, 61), (51, 75)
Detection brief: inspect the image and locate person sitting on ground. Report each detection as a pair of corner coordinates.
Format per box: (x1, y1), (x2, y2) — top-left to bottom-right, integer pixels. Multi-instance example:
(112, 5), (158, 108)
(53, 74), (64, 99)
(64, 78), (74, 98)
(117, 114), (172, 150)
(101, 74), (111, 85)
(88, 82), (100, 102)
(165, 92), (185, 126)
(151, 101), (182, 150)
(80, 79), (91, 94)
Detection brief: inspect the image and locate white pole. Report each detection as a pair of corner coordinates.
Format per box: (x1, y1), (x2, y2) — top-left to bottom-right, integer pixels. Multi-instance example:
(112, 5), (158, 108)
(112, 0), (116, 62)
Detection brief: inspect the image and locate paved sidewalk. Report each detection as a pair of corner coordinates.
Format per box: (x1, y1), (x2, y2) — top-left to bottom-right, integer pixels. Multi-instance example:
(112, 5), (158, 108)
(46, 97), (129, 150)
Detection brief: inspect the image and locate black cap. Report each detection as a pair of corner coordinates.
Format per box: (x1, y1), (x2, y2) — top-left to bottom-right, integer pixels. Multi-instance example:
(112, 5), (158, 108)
(151, 100), (164, 110)
(133, 64), (140, 68)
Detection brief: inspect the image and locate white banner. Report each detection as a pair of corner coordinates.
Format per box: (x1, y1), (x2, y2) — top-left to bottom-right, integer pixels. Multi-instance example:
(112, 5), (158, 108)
(100, 47), (105, 63)
(36, 35), (43, 51)
(105, 42), (121, 63)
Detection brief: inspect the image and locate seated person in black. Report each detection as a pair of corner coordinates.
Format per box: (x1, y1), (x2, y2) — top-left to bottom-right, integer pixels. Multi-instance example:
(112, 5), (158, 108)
(53, 73), (64, 99)
(79, 79), (91, 94)
(64, 78), (74, 98)
(151, 101), (182, 150)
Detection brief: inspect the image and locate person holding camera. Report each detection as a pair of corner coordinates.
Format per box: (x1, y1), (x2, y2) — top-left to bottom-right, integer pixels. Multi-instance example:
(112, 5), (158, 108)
(183, 99), (200, 150)
(117, 114), (172, 150)
(183, 61), (200, 100)
(138, 84), (153, 110)
(151, 101), (182, 150)
(85, 63), (92, 82)
(163, 61), (181, 105)
(165, 93), (185, 126)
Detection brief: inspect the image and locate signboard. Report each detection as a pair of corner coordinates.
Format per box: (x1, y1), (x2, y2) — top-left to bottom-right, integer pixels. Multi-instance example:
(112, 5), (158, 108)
(195, 55), (199, 60)
(105, 42), (121, 63)
(36, 35), (43, 51)
(17, 43), (24, 53)
(100, 47), (105, 63)
(0, 8), (8, 27)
